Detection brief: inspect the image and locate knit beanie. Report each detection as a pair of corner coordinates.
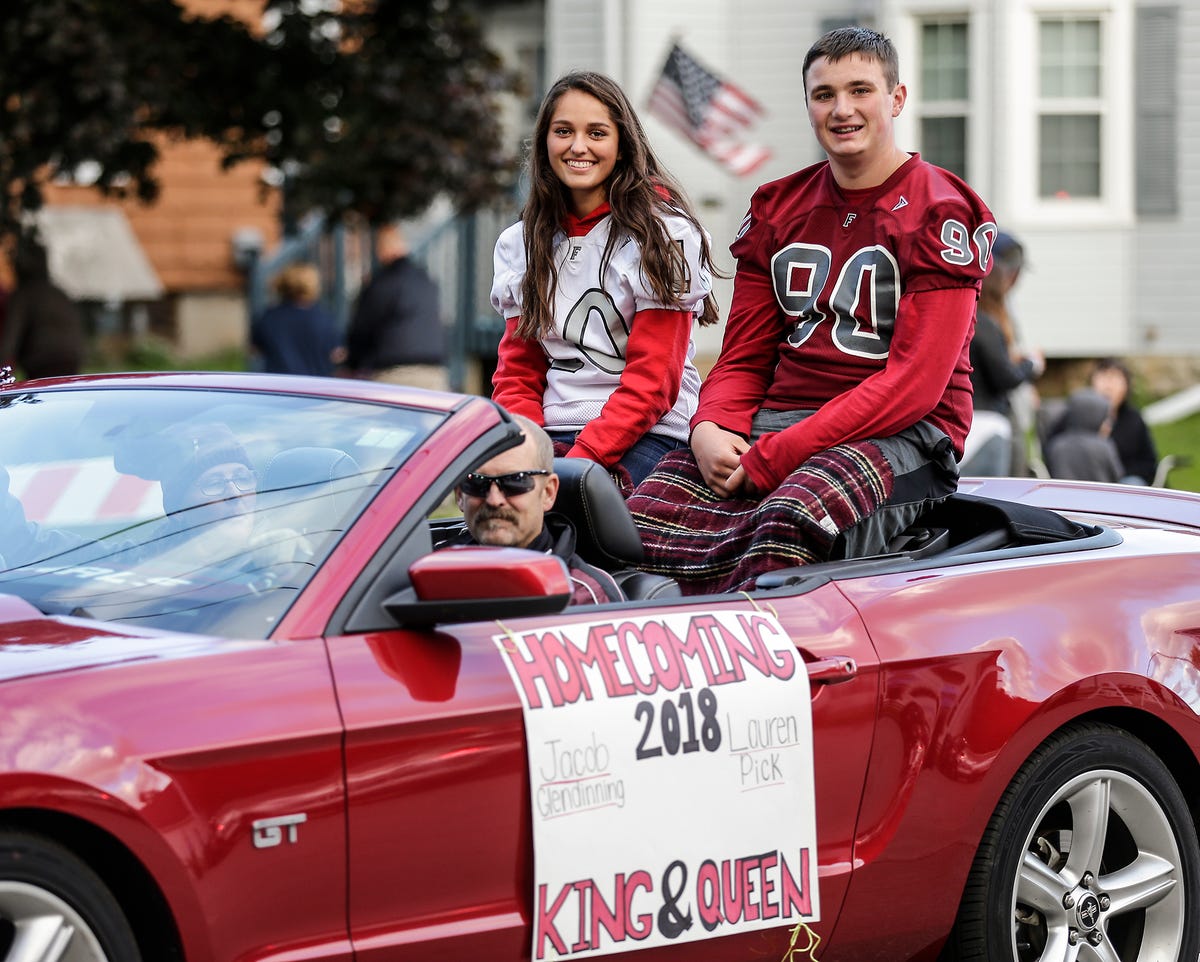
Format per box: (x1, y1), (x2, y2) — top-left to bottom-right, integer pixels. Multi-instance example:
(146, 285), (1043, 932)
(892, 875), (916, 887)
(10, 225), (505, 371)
(159, 424), (255, 514)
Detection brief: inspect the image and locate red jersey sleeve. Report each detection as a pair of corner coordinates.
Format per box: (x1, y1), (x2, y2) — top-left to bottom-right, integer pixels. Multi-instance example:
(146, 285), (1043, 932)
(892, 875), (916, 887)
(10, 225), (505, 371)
(691, 268), (782, 437)
(491, 316), (548, 423)
(569, 308), (691, 466)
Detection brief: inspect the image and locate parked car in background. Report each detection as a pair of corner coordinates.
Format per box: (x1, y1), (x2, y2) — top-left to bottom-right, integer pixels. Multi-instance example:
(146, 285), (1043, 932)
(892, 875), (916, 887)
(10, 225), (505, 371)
(0, 372), (1198, 962)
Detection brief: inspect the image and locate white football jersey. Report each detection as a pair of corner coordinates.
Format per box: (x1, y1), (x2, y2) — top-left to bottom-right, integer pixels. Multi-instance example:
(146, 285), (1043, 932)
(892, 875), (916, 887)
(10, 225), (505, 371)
(491, 212), (712, 440)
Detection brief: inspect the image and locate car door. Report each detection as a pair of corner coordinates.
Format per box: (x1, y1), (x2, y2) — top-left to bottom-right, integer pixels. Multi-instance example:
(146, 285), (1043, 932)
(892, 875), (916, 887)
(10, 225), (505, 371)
(326, 578), (880, 961)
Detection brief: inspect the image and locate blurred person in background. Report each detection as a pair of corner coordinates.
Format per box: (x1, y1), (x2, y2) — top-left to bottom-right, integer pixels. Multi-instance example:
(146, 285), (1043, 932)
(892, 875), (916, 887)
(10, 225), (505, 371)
(0, 238), (86, 380)
(250, 262), (343, 377)
(961, 231), (1044, 476)
(1087, 357), (1159, 485)
(1043, 386), (1123, 484)
(342, 224), (447, 390)
(991, 233), (1043, 476)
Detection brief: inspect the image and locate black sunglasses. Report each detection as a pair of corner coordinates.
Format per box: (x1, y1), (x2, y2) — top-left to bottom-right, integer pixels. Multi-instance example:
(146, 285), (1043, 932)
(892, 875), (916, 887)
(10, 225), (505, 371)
(459, 470), (549, 498)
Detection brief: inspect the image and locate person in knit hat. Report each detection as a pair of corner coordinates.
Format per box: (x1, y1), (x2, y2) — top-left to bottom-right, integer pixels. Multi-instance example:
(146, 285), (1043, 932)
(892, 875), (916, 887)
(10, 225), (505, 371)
(159, 424), (257, 516)
(152, 424), (260, 561)
(153, 427), (331, 577)
(119, 424), (260, 566)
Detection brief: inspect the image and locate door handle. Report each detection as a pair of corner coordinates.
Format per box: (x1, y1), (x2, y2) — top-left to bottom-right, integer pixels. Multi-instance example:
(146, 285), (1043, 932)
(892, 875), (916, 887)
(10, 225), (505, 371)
(806, 656), (858, 685)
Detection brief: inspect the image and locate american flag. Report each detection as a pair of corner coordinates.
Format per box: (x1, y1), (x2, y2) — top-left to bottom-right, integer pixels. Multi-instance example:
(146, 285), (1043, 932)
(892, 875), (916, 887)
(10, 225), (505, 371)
(646, 43), (771, 177)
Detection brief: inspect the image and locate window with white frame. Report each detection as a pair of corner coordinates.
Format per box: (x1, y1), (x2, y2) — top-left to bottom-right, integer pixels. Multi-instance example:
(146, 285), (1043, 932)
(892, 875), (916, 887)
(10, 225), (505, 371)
(917, 18), (970, 180)
(1037, 14), (1103, 199)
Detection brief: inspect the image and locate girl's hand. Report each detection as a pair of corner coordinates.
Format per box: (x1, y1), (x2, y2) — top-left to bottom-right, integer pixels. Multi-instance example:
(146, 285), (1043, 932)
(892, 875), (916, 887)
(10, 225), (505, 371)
(690, 421), (750, 497)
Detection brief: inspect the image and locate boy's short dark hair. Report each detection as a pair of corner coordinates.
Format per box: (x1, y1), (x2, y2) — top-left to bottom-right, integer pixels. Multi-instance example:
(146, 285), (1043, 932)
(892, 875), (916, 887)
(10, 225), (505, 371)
(803, 26), (900, 93)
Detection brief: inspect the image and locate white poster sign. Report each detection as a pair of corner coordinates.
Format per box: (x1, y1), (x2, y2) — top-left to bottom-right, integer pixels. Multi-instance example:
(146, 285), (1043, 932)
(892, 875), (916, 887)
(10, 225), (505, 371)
(495, 609), (820, 960)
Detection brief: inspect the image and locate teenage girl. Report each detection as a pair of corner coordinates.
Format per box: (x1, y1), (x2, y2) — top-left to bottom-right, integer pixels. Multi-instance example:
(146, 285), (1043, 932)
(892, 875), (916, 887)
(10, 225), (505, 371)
(490, 70), (720, 488)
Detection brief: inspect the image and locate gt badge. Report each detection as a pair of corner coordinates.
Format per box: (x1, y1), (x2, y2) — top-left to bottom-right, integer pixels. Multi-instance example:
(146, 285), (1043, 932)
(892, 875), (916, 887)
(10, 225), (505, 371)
(252, 813), (308, 849)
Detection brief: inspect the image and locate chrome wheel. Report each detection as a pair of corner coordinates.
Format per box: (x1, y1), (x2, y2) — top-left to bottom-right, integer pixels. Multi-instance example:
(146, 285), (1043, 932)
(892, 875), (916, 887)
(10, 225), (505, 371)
(943, 723), (1199, 962)
(1014, 770), (1184, 961)
(0, 832), (140, 962)
(0, 881), (109, 962)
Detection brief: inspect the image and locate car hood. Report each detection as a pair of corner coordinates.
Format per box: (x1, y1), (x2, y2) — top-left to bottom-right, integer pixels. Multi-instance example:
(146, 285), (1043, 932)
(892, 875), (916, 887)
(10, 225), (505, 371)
(0, 593), (261, 682)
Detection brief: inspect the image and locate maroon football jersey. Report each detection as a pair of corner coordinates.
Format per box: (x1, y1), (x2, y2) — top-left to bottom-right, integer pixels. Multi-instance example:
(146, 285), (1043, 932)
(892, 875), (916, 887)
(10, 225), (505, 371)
(697, 154), (996, 488)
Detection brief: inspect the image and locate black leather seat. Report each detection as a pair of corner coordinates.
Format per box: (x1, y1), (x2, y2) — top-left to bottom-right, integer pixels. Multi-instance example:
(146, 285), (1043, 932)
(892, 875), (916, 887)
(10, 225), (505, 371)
(551, 458), (681, 600)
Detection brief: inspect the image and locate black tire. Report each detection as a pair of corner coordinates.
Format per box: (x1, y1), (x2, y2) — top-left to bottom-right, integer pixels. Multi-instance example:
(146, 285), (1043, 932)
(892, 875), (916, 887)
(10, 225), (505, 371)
(943, 722), (1200, 962)
(0, 830), (142, 962)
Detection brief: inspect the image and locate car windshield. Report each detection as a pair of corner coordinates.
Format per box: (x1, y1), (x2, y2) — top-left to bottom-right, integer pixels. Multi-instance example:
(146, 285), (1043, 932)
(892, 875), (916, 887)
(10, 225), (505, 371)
(0, 387), (442, 637)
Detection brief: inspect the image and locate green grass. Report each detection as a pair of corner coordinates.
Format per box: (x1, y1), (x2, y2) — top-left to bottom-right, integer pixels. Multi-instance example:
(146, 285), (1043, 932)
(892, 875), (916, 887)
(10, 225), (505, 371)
(85, 339), (249, 375)
(1151, 412), (1200, 492)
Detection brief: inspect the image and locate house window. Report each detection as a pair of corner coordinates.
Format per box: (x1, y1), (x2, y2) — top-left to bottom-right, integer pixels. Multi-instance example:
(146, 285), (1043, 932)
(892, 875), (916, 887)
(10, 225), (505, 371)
(1037, 15), (1103, 199)
(917, 19), (969, 180)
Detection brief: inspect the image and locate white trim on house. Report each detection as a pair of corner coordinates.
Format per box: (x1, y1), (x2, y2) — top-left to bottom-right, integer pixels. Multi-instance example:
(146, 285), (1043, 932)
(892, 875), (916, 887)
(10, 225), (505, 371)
(1005, 0), (1135, 229)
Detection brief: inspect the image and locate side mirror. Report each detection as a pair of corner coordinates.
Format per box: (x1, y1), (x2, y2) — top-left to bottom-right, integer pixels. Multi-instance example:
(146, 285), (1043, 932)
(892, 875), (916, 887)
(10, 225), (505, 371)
(384, 546), (571, 626)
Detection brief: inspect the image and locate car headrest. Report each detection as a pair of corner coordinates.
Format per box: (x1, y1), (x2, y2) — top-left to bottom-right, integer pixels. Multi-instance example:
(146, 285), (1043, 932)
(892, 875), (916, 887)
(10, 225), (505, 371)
(263, 446), (360, 491)
(261, 446), (365, 529)
(551, 457), (644, 568)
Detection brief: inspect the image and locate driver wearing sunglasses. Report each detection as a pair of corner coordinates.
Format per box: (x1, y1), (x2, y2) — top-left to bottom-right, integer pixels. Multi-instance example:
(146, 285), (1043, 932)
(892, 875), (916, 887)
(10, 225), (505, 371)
(443, 414), (625, 606)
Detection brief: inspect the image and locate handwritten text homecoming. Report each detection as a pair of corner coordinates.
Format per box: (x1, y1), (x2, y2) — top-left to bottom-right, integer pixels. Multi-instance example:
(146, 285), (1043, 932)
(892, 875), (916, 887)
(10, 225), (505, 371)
(504, 613), (796, 710)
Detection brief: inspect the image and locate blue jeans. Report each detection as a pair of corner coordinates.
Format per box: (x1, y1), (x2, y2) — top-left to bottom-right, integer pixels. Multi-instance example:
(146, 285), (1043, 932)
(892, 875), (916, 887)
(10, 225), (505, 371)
(548, 431), (682, 487)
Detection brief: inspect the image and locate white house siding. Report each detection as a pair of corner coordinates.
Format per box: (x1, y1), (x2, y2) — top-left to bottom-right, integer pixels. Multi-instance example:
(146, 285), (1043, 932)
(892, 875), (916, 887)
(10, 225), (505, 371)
(892, 0), (1195, 362)
(524, 0), (1199, 365)
(485, 2), (549, 155)
(1003, 229), (1134, 359)
(1133, 1), (1200, 355)
(546, 0), (605, 73)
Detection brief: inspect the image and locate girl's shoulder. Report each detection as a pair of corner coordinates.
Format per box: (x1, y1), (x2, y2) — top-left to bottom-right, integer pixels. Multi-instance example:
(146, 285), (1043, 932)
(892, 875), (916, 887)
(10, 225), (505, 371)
(493, 221), (529, 270)
(496, 220), (526, 246)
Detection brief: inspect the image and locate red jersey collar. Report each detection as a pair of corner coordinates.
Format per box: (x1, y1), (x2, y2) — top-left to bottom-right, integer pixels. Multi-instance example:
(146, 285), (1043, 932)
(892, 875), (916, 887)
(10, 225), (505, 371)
(563, 201), (612, 237)
(560, 184), (671, 236)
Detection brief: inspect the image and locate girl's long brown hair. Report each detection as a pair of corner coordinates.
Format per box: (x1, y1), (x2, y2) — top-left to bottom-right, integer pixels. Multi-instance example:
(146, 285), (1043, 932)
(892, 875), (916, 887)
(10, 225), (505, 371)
(516, 71), (721, 339)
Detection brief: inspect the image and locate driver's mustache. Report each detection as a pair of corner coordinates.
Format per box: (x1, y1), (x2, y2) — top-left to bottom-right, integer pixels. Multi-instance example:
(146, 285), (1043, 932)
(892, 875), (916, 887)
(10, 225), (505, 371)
(476, 506), (519, 524)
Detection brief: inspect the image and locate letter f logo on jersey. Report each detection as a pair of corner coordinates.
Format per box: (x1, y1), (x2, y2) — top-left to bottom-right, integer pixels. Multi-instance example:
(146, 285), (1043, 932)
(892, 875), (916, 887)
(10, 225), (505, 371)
(843, 213), (857, 228)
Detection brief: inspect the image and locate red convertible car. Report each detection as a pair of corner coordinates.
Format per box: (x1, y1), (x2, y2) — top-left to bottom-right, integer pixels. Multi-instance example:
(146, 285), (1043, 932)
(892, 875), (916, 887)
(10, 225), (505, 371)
(0, 371), (1198, 962)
